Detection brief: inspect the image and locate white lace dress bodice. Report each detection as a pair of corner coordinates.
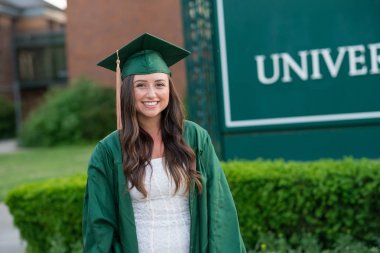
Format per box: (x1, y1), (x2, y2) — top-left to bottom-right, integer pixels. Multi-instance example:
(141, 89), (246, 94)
(129, 158), (190, 253)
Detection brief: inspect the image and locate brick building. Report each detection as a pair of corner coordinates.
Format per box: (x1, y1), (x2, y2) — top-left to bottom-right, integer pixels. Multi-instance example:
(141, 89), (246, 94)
(0, 0), (66, 119)
(66, 0), (188, 97)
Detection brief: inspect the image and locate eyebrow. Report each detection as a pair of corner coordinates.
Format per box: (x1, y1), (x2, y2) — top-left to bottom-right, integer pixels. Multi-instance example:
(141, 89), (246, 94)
(133, 79), (167, 83)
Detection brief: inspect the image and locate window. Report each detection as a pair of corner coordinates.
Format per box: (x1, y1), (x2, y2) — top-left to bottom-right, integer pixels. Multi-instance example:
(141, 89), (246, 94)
(17, 45), (67, 87)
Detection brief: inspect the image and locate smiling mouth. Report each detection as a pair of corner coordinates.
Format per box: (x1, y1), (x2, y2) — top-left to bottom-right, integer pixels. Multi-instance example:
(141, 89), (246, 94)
(143, 101), (159, 106)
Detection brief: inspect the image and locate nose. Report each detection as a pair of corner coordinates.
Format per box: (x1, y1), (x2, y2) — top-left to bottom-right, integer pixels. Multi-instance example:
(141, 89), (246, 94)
(146, 85), (156, 98)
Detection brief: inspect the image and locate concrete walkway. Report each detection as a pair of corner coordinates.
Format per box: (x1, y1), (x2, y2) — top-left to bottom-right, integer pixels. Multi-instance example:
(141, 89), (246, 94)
(0, 139), (18, 154)
(0, 203), (26, 253)
(0, 139), (26, 252)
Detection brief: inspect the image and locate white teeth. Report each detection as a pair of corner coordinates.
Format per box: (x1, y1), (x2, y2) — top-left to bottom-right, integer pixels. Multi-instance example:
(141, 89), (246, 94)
(144, 101), (158, 106)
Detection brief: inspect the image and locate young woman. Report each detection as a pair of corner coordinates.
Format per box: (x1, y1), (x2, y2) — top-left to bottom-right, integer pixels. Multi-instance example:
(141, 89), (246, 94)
(83, 33), (246, 253)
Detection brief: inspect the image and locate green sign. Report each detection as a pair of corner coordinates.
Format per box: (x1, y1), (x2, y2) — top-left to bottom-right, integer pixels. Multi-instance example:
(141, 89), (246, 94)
(216, 0), (380, 129)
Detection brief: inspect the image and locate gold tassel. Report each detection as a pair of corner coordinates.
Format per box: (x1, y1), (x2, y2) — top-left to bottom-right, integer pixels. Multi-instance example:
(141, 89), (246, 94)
(116, 50), (122, 130)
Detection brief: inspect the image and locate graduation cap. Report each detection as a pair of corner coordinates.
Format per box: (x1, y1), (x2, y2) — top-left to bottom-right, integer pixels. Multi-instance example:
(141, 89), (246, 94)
(97, 33), (191, 130)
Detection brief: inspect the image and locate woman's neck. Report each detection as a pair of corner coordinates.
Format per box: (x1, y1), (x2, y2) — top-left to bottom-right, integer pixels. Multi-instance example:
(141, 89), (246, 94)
(138, 117), (164, 159)
(138, 117), (161, 137)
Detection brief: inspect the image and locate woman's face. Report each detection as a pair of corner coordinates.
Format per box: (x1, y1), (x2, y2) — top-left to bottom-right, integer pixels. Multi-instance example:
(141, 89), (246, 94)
(133, 73), (170, 123)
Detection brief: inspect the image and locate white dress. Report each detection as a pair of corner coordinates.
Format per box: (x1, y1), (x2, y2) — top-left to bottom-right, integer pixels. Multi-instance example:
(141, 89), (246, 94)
(129, 158), (190, 253)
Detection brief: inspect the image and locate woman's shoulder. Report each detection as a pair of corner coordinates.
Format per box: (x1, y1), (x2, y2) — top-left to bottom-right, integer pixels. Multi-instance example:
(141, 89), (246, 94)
(99, 130), (120, 148)
(183, 120), (210, 150)
(90, 130), (122, 164)
(183, 120), (209, 137)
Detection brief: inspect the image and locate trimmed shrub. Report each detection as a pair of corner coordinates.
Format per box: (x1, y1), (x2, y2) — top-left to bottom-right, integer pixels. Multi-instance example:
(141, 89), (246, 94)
(223, 158), (380, 250)
(19, 79), (116, 146)
(250, 232), (380, 253)
(5, 158), (380, 252)
(0, 95), (16, 139)
(5, 175), (86, 253)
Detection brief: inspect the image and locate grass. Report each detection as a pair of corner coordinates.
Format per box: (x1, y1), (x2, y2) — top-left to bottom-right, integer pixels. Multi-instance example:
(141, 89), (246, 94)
(0, 144), (94, 201)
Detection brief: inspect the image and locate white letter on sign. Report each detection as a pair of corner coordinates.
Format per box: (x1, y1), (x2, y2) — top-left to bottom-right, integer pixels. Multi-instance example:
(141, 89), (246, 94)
(347, 45), (368, 76)
(281, 51), (308, 83)
(368, 43), (380, 74)
(320, 47), (346, 78)
(310, 49), (323, 80)
(255, 54), (280, 85)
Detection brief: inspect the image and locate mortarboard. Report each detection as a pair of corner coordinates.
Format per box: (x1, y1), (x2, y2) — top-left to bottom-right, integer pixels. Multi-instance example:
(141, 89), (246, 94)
(97, 33), (191, 130)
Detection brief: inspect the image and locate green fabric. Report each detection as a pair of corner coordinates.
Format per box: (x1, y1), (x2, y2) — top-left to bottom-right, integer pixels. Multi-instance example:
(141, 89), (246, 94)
(83, 120), (246, 253)
(97, 33), (190, 78)
(121, 50), (170, 77)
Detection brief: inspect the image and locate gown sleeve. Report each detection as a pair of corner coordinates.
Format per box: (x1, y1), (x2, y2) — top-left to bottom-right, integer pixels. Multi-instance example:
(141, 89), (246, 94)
(199, 133), (247, 253)
(82, 143), (120, 253)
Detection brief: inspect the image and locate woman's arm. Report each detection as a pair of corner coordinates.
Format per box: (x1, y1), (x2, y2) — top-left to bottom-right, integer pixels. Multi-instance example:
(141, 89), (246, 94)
(83, 143), (118, 253)
(200, 134), (247, 253)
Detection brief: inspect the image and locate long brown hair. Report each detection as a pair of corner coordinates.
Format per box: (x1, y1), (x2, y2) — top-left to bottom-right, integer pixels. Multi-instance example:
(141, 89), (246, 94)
(120, 74), (202, 197)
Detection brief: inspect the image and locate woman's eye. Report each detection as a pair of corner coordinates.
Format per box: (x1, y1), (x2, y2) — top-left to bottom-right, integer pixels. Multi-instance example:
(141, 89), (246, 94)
(135, 83), (145, 87)
(156, 83), (165, 87)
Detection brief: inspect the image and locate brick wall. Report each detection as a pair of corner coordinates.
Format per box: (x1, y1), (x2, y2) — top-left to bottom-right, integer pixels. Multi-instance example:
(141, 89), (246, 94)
(0, 16), (14, 99)
(66, 0), (188, 98)
(15, 17), (64, 33)
(15, 17), (50, 32)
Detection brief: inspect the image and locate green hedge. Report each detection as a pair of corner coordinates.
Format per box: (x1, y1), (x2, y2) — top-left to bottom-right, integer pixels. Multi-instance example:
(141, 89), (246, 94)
(223, 158), (380, 250)
(5, 158), (380, 252)
(0, 95), (16, 139)
(19, 79), (116, 147)
(5, 175), (86, 253)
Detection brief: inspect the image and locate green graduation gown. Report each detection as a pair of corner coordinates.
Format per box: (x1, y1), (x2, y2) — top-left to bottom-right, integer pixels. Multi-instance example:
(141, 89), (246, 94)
(83, 120), (246, 253)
